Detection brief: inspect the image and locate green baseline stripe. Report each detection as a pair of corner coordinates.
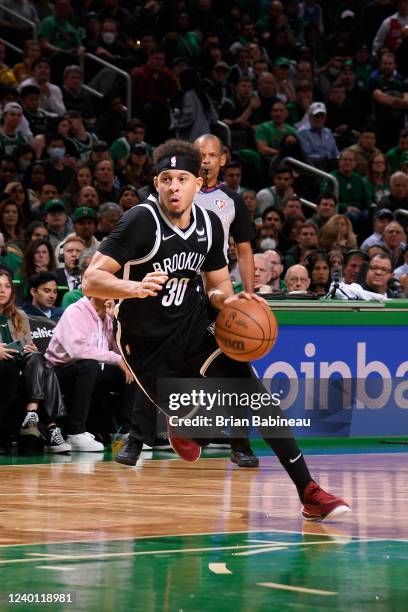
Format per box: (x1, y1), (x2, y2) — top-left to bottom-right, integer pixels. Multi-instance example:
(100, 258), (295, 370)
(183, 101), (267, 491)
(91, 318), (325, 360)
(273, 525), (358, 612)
(273, 310), (408, 326)
(252, 436), (408, 449)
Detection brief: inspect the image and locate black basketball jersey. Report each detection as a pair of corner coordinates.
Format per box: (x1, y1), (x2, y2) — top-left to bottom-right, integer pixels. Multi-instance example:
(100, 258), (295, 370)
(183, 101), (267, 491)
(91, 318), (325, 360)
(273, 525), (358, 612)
(99, 195), (227, 337)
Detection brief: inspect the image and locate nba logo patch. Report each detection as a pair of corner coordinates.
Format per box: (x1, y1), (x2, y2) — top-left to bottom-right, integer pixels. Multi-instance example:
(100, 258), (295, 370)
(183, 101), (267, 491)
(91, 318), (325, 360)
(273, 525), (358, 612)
(170, 156), (177, 167)
(215, 199), (226, 209)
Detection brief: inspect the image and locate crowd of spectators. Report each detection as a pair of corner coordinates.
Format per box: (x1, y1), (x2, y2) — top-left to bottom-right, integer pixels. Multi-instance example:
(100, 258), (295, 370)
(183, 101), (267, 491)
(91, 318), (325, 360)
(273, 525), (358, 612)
(1, 0), (408, 454)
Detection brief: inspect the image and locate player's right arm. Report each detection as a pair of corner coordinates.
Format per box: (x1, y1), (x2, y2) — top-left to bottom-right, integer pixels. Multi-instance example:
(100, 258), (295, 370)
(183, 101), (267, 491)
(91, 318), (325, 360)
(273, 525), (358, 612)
(82, 253), (168, 299)
(82, 205), (168, 299)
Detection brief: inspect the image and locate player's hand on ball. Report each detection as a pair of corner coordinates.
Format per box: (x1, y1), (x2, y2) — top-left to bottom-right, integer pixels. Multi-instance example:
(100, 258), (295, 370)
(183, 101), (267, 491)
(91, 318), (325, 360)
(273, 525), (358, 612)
(223, 292), (268, 308)
(135, 271), (168, 298)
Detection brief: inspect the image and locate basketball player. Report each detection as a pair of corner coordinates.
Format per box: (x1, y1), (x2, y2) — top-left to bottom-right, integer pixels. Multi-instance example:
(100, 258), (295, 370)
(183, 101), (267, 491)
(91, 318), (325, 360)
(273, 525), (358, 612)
(194, 134), (258, 467)
(83, 139), (350, 522)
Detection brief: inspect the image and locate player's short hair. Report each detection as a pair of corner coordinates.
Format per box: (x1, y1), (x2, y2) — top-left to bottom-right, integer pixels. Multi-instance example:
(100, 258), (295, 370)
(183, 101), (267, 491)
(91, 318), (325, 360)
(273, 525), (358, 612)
(153, 139), (202, 177)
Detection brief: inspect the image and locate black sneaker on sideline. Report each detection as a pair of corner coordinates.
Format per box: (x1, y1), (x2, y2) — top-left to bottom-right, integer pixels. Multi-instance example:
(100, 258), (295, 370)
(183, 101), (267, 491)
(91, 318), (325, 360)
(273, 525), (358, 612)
(44, 427), (71, 454)
(231, 446), (259, 468)
(115, 437), (143, 466)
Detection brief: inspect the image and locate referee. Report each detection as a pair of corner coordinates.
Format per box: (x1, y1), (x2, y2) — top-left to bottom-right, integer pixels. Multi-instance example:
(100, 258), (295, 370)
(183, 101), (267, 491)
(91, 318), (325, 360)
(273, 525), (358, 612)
(195, 134), (258, 467)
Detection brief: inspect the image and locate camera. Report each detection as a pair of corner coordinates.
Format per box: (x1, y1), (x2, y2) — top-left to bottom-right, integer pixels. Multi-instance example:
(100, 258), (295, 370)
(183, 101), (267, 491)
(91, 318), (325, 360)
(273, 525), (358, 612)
(72, 258), (81, 289)
(387, 278), (404, 298)
(331, 266), (342, 286)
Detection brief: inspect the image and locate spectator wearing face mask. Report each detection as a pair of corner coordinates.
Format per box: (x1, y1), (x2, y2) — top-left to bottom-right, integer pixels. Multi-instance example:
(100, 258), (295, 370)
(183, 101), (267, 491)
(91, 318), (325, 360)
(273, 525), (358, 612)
(86, 18), (134, 70)
(84, 18), (136, 96)
(42, 133), (75, 193)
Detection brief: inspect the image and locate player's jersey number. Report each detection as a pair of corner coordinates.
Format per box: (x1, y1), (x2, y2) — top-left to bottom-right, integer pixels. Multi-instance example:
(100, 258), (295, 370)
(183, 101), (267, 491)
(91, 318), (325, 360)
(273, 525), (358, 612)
(162, 277), (190, 307)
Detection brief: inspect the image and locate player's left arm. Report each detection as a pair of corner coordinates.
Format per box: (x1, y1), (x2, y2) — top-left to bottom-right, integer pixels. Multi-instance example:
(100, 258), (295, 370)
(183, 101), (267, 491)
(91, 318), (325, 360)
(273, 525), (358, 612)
(203, 267), (265, 310)
(203, 210), (263, 309)
(236, 240), (255, 293)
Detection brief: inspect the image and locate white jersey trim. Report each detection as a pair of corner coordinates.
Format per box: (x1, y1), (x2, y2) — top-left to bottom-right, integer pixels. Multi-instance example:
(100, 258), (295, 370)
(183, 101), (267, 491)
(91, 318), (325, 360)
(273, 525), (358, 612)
(114, 203), (161, 315)
(124, 203), (161, 268)
(115, 320), (160, 409)
(155, 197), (198, 240)
(200, 207), (213, 255)
(199, 348), (223, 376)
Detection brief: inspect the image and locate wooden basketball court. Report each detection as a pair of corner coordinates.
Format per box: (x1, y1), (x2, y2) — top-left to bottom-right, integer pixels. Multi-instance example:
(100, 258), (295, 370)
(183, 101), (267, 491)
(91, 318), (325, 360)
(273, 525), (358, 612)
(1, 443), (408, 610)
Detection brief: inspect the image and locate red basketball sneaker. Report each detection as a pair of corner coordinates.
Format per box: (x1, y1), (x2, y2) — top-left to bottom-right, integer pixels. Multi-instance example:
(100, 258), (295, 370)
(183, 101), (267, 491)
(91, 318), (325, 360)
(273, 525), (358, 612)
(302, 482), (351, 522)
(166, 420), (201, 463)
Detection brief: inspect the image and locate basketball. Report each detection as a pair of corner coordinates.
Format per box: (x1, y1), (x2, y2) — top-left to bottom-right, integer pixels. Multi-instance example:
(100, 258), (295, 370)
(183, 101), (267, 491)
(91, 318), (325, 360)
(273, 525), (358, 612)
(215, 299), (278, 362)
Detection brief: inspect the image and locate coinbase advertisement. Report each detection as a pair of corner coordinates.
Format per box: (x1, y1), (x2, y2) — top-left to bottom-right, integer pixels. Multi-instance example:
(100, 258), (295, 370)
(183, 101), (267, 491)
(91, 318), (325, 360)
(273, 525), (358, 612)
(252, 325), (408, 437)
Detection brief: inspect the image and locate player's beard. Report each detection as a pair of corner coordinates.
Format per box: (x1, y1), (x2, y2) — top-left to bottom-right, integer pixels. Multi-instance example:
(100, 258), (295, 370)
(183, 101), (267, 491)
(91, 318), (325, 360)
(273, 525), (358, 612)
(159, 197), (188, 220)
(167, 209), (184, 219)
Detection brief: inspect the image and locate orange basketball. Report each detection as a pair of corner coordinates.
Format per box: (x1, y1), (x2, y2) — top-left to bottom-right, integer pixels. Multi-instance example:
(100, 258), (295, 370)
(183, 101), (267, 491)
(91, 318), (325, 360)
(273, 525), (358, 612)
(215, 299), (278, 362)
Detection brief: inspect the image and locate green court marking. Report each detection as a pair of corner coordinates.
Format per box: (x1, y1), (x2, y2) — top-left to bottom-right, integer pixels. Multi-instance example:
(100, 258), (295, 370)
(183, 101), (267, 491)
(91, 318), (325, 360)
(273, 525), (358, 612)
(0, 531), (407, 612)
(273, 311), (408, 326)
(267, 299), (408, 326)
(1, 437), (407, 467)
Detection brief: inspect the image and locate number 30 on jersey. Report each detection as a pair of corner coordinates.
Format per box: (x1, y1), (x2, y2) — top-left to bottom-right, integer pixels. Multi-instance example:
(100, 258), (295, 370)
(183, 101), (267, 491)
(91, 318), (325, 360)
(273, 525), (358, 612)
(162, 277), (190, 307)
